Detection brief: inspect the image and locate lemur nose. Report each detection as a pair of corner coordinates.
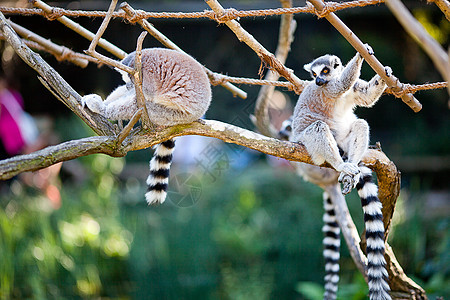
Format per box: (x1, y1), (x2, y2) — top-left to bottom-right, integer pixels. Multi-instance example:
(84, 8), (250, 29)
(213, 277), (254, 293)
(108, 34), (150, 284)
(315, 77), (328, 86)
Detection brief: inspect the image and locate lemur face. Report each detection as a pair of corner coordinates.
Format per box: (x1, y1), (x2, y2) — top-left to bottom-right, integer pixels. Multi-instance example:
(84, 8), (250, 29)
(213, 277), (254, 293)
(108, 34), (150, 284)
(304, 55), (343, 86)
(278, 117), (293, 141)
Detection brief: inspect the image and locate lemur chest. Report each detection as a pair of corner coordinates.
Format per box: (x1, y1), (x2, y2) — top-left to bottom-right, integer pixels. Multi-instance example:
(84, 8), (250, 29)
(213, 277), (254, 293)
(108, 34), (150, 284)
(299, 89), (351, 122)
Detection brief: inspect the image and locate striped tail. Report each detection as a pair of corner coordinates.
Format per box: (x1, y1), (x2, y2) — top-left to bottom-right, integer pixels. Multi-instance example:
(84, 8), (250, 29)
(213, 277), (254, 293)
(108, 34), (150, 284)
(145, 139), (175, 205)
(356, 166), (391, 300)
(322, 191), (341, 300)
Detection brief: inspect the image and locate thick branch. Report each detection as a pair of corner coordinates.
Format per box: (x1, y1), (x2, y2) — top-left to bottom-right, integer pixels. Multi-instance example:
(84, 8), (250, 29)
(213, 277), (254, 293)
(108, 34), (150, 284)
(308, 0), (423, 112)
(0, 136), (121, 180)
(0, 119), (312, 180)
(0, 12), (115, 136)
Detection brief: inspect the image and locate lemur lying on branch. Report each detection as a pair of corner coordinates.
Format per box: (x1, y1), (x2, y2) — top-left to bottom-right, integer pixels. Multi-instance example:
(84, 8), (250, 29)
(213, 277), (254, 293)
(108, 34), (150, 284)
(82, 48), (212, 205)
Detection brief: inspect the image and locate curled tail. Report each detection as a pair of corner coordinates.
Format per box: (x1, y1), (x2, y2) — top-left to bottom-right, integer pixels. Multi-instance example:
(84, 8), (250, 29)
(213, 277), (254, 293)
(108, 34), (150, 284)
(145, 139), (175, 205)
(356, 166), (391, 300)
(322, 192), (341, 300)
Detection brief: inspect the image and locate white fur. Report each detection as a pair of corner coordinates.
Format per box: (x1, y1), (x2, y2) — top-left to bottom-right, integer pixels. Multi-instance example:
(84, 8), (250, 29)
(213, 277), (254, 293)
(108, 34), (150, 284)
(323, 249), (340, 260)
(322, 225), (340, 234)
(323, 237), (341, 247)
(359, 182), (379, 199)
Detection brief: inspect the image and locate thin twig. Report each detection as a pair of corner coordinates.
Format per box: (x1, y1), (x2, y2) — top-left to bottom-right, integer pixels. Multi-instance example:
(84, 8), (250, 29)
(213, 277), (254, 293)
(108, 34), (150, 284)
(385, 0), (449, 94)
(32, 0), (127, 59)
(134, 31), (153, 130)
(254, 0), (296, 136)
(8, 20), (89, 68)
(84, 0), (133, 74)
(120, 2), (247, 100)
(308, 0), (423, 112)
(117, 108), (142, 145)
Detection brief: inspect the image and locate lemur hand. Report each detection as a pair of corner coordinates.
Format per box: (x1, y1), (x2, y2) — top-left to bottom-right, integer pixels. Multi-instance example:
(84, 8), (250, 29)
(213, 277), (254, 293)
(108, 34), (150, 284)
(81, 94), (104, 114)
(364, 43), (374, 55)
(384, 66), (393, 77)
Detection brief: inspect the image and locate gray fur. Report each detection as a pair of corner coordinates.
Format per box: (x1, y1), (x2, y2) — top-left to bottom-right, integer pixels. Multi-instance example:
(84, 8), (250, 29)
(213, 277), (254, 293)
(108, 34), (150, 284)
(290, 49), (387, 190)
(81, 48), (212, 205)
(81, 48), (211, 126)
(281, 48), (391, 299)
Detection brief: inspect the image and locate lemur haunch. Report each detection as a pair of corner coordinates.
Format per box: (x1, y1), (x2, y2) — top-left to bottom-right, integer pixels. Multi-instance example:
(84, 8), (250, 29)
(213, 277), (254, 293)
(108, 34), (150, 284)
(280, 48), (392, 300)
(82, 48), (211, 205)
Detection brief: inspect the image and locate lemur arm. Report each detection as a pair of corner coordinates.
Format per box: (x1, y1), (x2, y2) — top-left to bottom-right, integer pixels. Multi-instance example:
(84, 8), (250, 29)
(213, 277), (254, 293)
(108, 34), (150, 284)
(352, 76), (387, 107)
(326, 52), (364, 98)
(338, 53), (364, 93)
(82, 85), (138, 120)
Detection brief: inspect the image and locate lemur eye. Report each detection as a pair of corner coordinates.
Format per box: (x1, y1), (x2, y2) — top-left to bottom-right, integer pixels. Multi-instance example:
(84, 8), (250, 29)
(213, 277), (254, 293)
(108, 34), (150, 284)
(322, 68), (329, 74)
(312, 72), (317, 77)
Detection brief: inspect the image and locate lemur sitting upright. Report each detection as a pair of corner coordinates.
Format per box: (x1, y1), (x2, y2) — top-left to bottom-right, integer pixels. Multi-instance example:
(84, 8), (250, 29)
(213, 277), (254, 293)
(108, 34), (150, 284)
(279, 47), (392, 300)
(82, 48), (211, 205)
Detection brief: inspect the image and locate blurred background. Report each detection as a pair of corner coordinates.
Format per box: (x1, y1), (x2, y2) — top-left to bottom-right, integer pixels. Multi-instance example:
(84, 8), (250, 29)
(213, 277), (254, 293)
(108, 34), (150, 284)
(0, 0), (448, 299)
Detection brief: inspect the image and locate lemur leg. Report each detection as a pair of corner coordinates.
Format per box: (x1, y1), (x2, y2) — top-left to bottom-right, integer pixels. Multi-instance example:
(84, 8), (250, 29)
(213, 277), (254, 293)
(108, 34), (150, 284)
(103, 85), (132, 105)
(299, 121), (360, 179)
(82, 85), (138, 120)
(337, 119), (369, 194)
(344, 119), (369, 165)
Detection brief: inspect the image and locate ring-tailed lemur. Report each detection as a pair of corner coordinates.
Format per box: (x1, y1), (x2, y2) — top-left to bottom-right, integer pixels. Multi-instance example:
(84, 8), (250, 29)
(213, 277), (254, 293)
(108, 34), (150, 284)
(279, 47), (392, 300)
(82, 48), (211, 205)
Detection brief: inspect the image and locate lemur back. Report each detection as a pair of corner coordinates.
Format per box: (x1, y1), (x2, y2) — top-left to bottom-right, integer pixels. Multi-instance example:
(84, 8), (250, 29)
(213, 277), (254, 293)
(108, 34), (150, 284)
(281, 49), (391, 300)
(82, 48), (211, 205)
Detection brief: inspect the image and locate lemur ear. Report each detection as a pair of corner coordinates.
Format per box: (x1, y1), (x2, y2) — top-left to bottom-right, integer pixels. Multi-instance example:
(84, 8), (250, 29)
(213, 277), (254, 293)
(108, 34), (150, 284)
(303, 62), (312, 72)
(332, 58), (341, 69)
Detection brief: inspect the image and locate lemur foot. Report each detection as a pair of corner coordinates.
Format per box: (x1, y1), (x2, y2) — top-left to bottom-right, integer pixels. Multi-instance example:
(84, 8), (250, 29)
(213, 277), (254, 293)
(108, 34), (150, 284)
(81, 94), (104, 114)
(337, 162), (361, 195)
(384, 66), (393, 77)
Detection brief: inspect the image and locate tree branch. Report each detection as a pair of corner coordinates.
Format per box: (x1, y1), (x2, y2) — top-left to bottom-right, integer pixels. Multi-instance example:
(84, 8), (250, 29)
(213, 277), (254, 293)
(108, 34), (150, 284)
(385, 0), (449, 95)
(8, 20), (89, 68)
(120, 2), (248, 100)
(0, 12), (115, 136)
(428, 0), (450, 21)
(205, 0), (309, 94)
(307, 0), (423, 112)
(133, 31), (153, 129)
(32, 0), (127, 59)
(254, 0), (297, 136)
(0, 136), (120, 180)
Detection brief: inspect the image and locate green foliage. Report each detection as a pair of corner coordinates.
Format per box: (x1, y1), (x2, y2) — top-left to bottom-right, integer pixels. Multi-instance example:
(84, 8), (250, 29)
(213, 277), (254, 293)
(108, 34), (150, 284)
(0, 160), (448, 299)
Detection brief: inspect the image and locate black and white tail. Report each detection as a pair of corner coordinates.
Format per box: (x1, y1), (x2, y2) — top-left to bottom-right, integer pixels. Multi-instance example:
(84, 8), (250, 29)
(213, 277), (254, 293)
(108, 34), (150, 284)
(145, 139), (175, 205)
(322, 192), (341, 300)
(356, 166), (391, 300)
